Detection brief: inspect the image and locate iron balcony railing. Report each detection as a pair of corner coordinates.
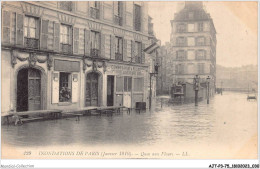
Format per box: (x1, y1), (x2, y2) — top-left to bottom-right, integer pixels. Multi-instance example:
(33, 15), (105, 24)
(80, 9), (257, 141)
(90, 7), (100, 19)
(61, 44), (72, 54)
(91, 48), (101, 58)
(24, 38), (39, 49)
(115, 52), (123, 60)
(114, 15), (122, 26)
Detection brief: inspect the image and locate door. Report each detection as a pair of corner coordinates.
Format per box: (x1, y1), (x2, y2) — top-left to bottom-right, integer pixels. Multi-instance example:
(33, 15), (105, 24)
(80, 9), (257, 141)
(123, 76), (132, 108)
(17, 68), (41, 112)
(86, 72), (99, 106)
(28, 69), (41, 111)
(107, 75), (114, 106)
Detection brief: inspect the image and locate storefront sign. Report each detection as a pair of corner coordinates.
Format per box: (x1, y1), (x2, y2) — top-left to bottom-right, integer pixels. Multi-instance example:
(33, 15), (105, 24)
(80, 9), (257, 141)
(106, 64), (146, 76)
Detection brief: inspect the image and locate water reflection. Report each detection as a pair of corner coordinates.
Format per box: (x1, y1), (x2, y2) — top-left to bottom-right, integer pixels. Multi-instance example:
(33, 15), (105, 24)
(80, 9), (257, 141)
(2, 92), (257, 148)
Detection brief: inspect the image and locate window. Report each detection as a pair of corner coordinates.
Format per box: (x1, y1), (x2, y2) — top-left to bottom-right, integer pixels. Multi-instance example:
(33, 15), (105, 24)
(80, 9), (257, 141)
(198, 22), (203, 32)
(187, 37), (195, 46)
(60, 1), (72, 11)
(135, 41), (142, 63)
(24, 16), (39, 48)
(60, 24), (72, 54)
(90, 1), (100, 19)
(176, 37), (185, 46)
(187, 50), (195, 60)
(197, 37), (205, 46)
(91, 31), (101, 57)
(188, 12), (194, 19)
(116, 76), (124, 92)
(187, 23), (195, 32)
(114, 1), (122, 26)
(115, 36), (123, 60)
(134, 77), (144, 92)
(177, 24), (186, 32)
(176, 64), (184, 74)
(124, 76), (132, 92)
(176, 50), (186, 60)
(134, 4), (141, 31)
(196, 50), (206, 60)
(187, 64), (195, 74)
(198, 63), (205, 74)
(59, 72), (71, 102)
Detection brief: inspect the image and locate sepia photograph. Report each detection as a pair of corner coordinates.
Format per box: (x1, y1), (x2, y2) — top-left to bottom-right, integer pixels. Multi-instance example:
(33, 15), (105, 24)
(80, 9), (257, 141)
(0, 0), (258, 168)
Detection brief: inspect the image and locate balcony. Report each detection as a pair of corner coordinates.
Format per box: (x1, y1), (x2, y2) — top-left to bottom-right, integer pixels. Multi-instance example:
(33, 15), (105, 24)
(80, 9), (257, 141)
(61, 44), (72, 54)
(91, 48), (101, 58)
(90, 7), (100, 19)
(114, 15), (122, 26)
(115, 52), (123, 61)
(24, 38), (39, 49)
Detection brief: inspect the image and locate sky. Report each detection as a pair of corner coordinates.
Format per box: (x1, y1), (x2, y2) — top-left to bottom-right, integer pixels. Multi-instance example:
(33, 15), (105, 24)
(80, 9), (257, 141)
(148, 1), (258, 68)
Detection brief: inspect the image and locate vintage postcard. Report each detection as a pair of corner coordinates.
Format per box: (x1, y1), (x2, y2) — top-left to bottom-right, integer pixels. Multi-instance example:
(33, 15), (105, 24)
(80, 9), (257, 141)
(1, 0), (258, 167)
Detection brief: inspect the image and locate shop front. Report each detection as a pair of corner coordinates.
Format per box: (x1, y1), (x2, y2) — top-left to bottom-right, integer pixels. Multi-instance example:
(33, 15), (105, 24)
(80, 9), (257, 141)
(105, 62), (148, 108)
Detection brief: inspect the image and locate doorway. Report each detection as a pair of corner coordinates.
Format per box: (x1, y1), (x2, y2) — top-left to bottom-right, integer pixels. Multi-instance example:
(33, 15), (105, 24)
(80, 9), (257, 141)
(17, 68), (41, 112)
(86, 72), (99, 106)
(107, 75), (114, 106)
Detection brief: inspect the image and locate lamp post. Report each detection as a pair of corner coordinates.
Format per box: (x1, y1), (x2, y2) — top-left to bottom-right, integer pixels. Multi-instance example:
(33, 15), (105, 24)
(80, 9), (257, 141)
(193, 75), (200, 106)
(206, 76), (210, 104)
(149, 62), (159, 110)
(221, 81), (223, 95)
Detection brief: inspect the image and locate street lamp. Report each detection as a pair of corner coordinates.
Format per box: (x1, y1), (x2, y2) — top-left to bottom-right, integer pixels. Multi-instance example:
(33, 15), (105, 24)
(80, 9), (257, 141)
(193, 75), (200, 106)
(206, 76), (210, 104)
(149, 62), (160, 110)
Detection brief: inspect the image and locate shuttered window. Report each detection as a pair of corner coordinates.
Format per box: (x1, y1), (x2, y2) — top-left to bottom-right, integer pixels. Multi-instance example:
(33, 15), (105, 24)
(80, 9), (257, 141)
(60, 24), (70, 44)
(135, 41), (142, 63)
(134, 4), (141, 31)
(24, 16), (38, 38)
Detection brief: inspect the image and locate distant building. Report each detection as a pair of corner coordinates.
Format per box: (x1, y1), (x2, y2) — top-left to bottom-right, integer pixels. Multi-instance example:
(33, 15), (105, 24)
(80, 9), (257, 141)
(1, 1), (157, 113)
(170, 2), (217, 94)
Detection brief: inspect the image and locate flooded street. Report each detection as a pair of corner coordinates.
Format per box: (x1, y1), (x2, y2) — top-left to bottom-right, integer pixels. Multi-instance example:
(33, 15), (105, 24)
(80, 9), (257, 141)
(2, 92), (258, 158)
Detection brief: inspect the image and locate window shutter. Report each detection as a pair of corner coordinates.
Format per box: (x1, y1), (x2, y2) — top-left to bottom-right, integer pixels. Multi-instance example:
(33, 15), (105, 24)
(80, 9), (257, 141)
(52, 72), (59, 104)
(141, 43), (145, 63)
(53, 22), (60, 52)
(72, 73), (79, 103)
(100, 33), (105, 58)
(16, 13), (24, 46)
(110, 35), (115, 59)
(35, 19), (40, 39)
(184, 50), (187, 60)
(84, 29), (91, 56)
(123, 39), (127, 61)
(73, 27), (79, 54)
(2, 10), (11, 44)
(40, 19), (49, 49)
(131, 40), (135, 62)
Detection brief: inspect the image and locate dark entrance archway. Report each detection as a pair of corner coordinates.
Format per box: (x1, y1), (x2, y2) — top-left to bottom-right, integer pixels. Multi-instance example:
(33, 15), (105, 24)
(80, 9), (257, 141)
(85, 72), (99, 106)
(17, 68), (41, 112)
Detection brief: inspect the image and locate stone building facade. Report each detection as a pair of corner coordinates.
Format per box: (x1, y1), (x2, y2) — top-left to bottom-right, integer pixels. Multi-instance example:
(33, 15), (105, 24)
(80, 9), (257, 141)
(170, 2), (216, 93)
(1, 1), (156, 113)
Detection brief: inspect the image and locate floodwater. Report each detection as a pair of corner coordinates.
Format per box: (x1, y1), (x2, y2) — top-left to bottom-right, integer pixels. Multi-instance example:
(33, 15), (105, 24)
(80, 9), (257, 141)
(1, 92), (258, 158)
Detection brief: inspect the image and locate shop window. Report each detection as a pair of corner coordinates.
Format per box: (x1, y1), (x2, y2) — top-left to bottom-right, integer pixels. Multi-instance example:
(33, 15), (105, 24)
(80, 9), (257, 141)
(60, 24), (72, 54)
(59, 72), (71, 102)
(115, 36), (123, 60)
(124, 76), (132, 92)
(90, 31), (101, 57)
(134, 78), (144, 92)
(134, 4), (141, 31)
(116, 76), (124, 92)
(24, 16), (39, 49)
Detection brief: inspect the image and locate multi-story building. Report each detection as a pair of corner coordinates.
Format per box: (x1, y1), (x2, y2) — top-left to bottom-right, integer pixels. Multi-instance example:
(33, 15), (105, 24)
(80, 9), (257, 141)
(170, 2), (216, 94)
(1, 1), (157, 113)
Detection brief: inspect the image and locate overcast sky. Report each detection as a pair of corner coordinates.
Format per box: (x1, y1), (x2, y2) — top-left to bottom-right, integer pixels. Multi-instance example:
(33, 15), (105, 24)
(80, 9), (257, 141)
(148, 1), (258, 68)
